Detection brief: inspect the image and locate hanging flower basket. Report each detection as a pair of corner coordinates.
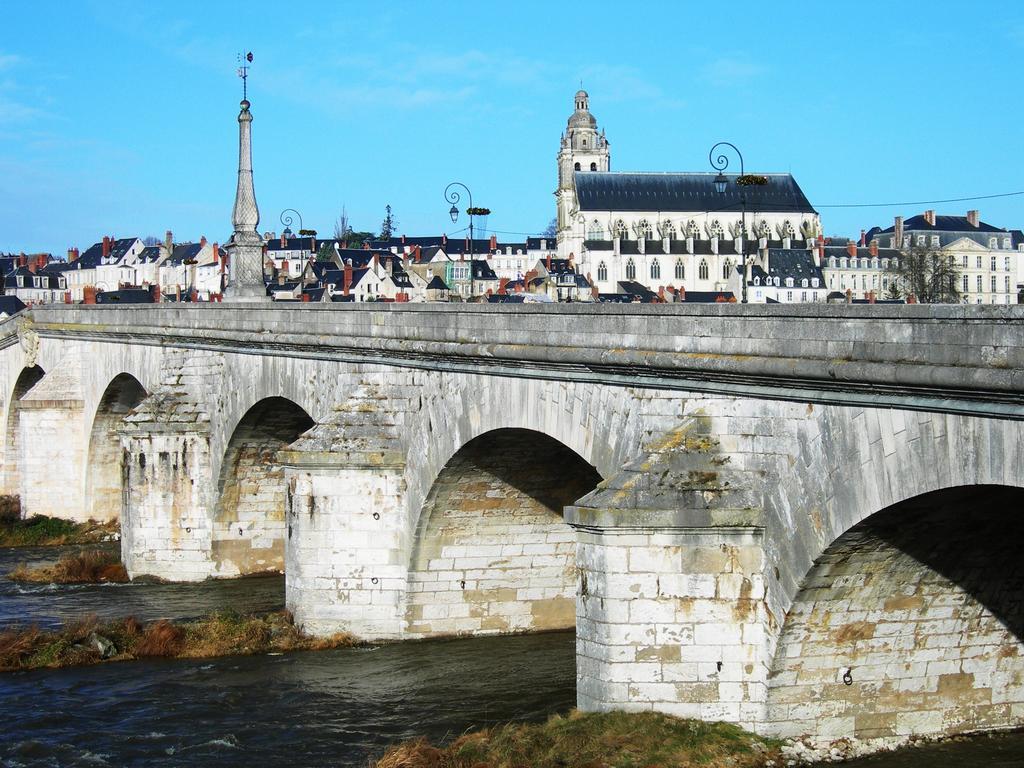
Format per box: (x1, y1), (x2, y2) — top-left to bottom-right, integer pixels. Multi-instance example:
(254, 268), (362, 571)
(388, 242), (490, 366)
(736, 174), (768, 186)
(465, 207), (491, 216)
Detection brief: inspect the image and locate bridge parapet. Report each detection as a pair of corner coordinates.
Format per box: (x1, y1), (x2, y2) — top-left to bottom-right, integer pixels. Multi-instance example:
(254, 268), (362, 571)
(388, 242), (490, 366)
(9, 302), (1024, 418)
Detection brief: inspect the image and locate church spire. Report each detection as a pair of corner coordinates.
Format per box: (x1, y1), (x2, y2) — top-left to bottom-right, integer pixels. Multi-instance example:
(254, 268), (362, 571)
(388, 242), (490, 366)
(225, 52), (267, 302)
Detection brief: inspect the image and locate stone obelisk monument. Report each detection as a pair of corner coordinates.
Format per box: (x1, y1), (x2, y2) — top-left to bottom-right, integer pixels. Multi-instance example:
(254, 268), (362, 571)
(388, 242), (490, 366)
(224, 53), (267, 302)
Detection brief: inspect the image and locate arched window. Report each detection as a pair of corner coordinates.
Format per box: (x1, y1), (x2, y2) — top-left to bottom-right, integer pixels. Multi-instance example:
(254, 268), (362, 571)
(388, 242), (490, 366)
(685, 220), (700, 239)
(597, 262), (607, 281)
(660, 220), (676, 240)
(625, 258), (636, 280)
(574, 162), (581, 171)
(674, 259), (685, 279)
(722, 259), (733, 279)
(650, 259), (660, 280)
(634, 219), (653, 239)
(708, 220), (724, 239)
(698, 259), (709, 280)
(590, 162), (597, 171)
(587, 220), (604, 240)
(613, 219), (627, 240)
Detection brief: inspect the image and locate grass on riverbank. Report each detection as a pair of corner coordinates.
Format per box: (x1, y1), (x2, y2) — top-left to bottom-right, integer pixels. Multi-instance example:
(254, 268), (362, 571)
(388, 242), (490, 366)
(374, 710), (782, 768)
(0, 610), (356, 672)
(8, 550), (129, 584)
(0, 503), (119, 547)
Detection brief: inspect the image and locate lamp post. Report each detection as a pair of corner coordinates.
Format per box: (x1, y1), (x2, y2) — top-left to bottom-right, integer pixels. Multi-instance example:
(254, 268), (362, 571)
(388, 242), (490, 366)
(709, 142), (748, 304)
(444, 182), (474, 298)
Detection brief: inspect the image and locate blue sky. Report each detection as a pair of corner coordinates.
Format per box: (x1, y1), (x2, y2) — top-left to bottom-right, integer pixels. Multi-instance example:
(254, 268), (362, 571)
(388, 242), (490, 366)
(2, 1), (1023, 255)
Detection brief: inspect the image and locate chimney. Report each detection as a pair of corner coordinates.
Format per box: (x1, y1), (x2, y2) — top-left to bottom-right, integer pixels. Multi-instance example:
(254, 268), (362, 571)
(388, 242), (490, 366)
(67, 247), (75, 262)
(845, 288), (852, 304)
(280, 233), (286, 248)
(151, 284), (161, 303)
(859, 229), (866, 246)
(442, 234), (447, 246)
(401, 234), (406, 244)
(869, 241), (878, 258)
(213, 243), (220, 266)
(277, 272), (285, 286)
(489, 234), (497, 250)
(84, 285), (97, 305)
(18, 254), (26, 267)
(907, 294), (917, 304)
(343, 260), (353, 296)
(967, 210), (980, 228)
(372, 252), (380, 271)
(568, 251), (575, 266)
(498, 277), (509, 295)
(200, 235), (207, 247)
(102, 236), (111, 258)
(677, 285), (685, 302)
(64, 291), (72, 304)
(546, 253), (552, 271)
(923, 210), (935, 226)
(311, 236), (316, 253)
(301, 292), (310, 303)
(657, 286), (665, 303)
(415, 245), (422, 263)
(868, 290), (876, 304)
(894, 216), (904, 248)
(846, 242), (857, 258)
(27, 260), (36, 274)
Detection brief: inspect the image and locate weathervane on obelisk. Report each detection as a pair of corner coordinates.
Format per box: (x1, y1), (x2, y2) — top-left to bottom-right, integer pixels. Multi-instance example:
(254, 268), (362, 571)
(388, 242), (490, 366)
(224, 50), (267, 302)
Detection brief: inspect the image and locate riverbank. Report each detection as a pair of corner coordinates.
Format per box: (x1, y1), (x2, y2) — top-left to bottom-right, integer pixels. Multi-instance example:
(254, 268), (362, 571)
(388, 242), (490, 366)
(0, 504), (119, 547)
(0, 610), (356, 672)
(373, 710), (782, 768)
(8, 549), (128, 583)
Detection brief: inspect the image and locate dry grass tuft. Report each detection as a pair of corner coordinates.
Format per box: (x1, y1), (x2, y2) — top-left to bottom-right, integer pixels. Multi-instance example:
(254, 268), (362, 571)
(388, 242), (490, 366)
(373, 710), (782, 768)
(0, 610), (358, 673)
(134, 620), (185, 657)
(0, 512), (119, 547)
(8, 550), (129, 584)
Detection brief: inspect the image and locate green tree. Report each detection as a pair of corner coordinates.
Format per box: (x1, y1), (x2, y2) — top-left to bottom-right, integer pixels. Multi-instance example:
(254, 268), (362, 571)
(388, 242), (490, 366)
(380, 204), (398, 239)
(884, 245), (962, 304)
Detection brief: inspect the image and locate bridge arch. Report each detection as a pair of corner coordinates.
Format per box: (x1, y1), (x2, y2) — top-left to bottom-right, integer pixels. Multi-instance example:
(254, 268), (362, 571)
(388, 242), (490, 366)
(84, 373), (147, 522)
(406, 427), (602, 637)
(3, 365), (46, 501)
(212, 396), (315, 576)
(765, 484), (1024, 744)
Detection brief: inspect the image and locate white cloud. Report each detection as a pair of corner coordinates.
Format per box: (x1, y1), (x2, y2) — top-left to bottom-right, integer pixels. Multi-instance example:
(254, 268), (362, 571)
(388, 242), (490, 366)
(700, 56), (765, 87)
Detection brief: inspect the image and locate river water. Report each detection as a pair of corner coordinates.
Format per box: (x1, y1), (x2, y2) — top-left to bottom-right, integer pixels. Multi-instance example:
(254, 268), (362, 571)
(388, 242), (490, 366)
(1, 545), (1023, 767)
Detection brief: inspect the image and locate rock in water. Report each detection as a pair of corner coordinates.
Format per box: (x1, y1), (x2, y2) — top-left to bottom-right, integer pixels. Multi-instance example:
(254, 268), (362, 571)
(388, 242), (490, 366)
(88, 632), (117, 659)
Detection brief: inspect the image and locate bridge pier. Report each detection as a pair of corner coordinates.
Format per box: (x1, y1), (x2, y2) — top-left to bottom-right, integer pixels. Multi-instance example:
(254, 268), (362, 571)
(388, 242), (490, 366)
(282, 386), (411, 640)
(568, 421), (773, 730)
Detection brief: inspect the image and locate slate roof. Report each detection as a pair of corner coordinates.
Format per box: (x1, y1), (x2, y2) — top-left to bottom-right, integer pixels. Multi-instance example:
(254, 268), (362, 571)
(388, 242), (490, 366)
(822, 245), (902, 261)
(679, 291), (737, 303)
(575, 172), (816, 214)
(426, 275), (449, 290)
(0, 296), (26, 315)
(96, 288), (153, 304)
(164, 243), (204, 266)
(78, 238), (138, 268)
(751, 249), (826, 284)
(135, 246), (164, 264)
(267, 237), (316, 252)
(616, 281), (658, 301)
(876, 215), (1005, 234)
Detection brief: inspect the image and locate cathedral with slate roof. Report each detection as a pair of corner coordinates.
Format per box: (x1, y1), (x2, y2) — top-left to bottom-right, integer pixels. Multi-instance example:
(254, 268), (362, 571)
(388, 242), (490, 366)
(555, 91), (823, 298)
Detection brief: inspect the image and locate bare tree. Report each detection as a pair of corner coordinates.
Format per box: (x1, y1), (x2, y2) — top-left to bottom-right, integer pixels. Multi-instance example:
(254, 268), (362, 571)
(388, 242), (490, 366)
(884, 245), (962, 304)
(541, 217), (556, 238)
(142, 235), (161, 246)
(333, 205), (351, 241)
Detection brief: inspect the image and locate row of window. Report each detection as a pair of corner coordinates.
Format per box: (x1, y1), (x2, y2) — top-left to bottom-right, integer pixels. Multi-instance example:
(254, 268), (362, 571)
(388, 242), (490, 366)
(574, 162), (599, 171)
(890, 235), (1014, 250)
(963, 275), (1013, 293)
(586, 218), (800, 241)
(596, 257), (731, 282)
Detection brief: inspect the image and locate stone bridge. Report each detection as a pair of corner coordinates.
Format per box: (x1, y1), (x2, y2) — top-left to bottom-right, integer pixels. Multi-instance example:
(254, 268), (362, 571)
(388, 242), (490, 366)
(2, 303), (1022, 749)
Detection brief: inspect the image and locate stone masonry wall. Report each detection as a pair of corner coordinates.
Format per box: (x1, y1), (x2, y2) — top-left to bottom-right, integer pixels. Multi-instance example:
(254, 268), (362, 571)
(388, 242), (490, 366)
(765, 486), (1024, 747)
(212, 398), (313, 576)
(406, 429), (601, 637)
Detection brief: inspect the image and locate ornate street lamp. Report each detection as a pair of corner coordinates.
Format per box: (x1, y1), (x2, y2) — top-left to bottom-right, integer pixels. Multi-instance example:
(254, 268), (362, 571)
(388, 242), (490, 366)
(709, 142), (755, 304)
(444, 182), (475, 298)
(280, 208), (303, 239)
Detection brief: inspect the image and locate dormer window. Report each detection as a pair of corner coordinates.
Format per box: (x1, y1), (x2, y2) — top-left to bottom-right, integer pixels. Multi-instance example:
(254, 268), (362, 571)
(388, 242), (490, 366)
(754, 276), (761, 286)
(989, 237), (998, 248)
(801, 278), (808, 288)
(785, 277), (794, 288)
(916, 236), (925, 246)
(1003, 238), (1011, 249)
(16, 276), (23, 287)
(930, 235), (939, 247)
(811, 277), (820, 288)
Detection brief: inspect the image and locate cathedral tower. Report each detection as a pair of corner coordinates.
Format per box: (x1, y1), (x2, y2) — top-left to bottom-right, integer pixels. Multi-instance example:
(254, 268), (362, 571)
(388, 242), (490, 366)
(555, 90), (610, 244)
